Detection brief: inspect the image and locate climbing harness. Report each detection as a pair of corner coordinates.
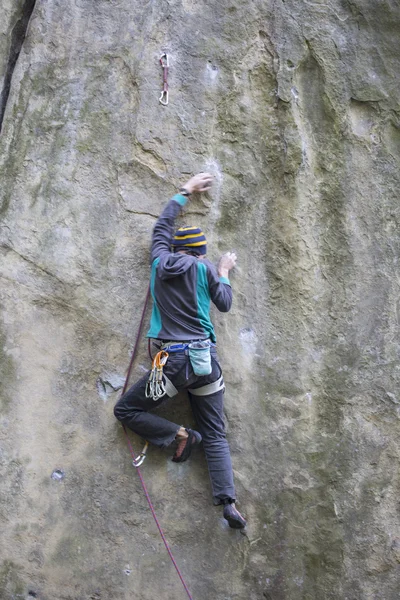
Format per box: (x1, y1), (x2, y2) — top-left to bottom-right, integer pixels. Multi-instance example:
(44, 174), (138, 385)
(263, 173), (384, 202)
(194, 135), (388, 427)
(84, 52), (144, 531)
(159, 52), (169, 105)
(188, 375), (225, 397)
(119, 285), (194, 600)
(161, 339), (215, 377)
(145, 350), (169, 401)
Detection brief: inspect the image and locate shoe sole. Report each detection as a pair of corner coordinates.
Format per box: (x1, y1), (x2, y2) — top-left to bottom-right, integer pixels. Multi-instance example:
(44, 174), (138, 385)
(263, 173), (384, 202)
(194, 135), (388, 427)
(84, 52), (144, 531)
(172, 430), (202, 463)
(224, 509), (247, 529)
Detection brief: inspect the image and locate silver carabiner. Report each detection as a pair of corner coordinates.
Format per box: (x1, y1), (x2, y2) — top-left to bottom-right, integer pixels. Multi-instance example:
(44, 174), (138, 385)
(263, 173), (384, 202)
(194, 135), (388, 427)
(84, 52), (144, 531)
(145, 370), (166, 401)
(160, 52), (169, 69)
(145, 375), (152, 398)
(159, 90), (169, 106)
(132, 441), (149, 468)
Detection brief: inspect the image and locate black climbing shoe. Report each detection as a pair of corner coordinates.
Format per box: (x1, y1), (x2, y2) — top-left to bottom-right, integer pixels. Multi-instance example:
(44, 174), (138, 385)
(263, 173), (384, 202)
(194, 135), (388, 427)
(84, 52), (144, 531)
(223, 502), (247, 529)
(172, 429), (202, 463)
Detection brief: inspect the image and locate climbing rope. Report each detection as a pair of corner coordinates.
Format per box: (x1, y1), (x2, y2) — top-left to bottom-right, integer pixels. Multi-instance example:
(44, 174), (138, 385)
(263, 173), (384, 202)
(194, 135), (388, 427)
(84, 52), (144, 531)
(119, 285), (194, 600)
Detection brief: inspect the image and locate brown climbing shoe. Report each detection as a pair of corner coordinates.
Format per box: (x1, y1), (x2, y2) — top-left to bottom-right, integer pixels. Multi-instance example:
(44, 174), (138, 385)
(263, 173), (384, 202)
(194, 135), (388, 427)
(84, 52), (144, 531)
(172, 429), (202, 463)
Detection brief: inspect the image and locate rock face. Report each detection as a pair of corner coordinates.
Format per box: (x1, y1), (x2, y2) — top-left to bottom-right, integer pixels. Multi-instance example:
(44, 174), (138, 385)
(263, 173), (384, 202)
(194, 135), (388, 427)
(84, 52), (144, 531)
(1, 1), (400, 598)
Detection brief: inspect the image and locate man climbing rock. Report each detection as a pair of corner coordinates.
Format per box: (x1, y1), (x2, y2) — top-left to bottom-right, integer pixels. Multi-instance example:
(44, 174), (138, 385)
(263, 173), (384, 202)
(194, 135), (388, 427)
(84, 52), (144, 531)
(114, 172), (246, 529)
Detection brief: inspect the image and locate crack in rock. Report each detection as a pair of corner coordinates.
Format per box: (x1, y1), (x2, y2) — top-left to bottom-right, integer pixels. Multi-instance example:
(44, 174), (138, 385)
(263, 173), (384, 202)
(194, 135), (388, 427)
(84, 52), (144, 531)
(96, 373), (125, 402)
(0, 0), (36, 132)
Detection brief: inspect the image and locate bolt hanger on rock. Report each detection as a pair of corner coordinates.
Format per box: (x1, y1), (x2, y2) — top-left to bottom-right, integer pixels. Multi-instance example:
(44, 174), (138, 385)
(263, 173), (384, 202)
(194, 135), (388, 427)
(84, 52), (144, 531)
(159, 52), (169, 105)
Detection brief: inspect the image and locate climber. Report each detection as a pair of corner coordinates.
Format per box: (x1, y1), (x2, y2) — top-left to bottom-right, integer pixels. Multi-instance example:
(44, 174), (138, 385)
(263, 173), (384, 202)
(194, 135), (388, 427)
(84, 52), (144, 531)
(114, 172), (246, 529)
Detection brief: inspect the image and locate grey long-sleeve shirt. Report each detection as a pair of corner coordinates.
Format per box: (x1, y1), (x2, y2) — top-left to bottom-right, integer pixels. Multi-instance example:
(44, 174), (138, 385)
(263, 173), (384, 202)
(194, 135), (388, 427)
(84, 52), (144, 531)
(146, 194), (232, 342)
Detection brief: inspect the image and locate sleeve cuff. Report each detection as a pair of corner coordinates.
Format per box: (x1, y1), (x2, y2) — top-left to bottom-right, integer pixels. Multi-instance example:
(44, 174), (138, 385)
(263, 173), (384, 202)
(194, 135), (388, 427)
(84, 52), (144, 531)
(172, 193), (188, 207)
(219, 276), (231, 286)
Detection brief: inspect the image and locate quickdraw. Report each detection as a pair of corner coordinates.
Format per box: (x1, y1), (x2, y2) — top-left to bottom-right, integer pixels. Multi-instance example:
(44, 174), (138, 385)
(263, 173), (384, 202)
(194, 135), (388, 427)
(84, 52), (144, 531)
(159, 52), (169, 106)
(145, 350), (169, 400)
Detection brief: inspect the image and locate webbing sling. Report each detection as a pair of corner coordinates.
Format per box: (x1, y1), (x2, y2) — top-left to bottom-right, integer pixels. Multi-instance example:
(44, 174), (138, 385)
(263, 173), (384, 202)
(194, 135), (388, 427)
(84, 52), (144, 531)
(188, 375), (225, 396)
(119, 285), (194, 600)
(164, 373), (179, 397)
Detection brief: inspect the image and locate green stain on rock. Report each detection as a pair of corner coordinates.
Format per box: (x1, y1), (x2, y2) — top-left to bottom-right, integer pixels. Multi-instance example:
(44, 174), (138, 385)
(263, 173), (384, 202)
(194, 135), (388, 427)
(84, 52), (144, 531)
(52, 534), (91, 571)
(0, 560), (25, 596)
(0, 322), (15, 414)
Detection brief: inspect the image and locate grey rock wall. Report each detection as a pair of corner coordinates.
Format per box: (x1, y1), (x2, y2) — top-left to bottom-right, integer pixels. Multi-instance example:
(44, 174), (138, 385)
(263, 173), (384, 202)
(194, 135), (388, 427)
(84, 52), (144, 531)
(1, 1), (400, 599)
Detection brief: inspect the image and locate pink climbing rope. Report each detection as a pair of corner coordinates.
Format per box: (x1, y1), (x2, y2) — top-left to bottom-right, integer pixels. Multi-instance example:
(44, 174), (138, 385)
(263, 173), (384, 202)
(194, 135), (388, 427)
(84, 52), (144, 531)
(120, 285), (151, 398)
(119, 285), (194, 600)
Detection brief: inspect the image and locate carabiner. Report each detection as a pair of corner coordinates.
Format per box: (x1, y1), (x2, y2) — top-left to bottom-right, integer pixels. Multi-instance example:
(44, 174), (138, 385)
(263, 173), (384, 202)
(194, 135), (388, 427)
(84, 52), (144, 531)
(159, 90), (169, 106)
(132, 441), (149, 468)
(160, 52), (169, 69)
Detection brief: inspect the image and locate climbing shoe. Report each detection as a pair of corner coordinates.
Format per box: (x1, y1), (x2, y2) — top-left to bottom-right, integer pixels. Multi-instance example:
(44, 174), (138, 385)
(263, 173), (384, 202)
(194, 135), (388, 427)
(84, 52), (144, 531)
(172, 429), (202, 463)
(223, 502), (247, 529)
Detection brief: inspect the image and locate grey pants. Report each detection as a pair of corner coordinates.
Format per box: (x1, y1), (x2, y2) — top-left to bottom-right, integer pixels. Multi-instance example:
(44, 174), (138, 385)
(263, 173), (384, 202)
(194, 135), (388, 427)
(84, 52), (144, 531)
(114, 348), (236, 503)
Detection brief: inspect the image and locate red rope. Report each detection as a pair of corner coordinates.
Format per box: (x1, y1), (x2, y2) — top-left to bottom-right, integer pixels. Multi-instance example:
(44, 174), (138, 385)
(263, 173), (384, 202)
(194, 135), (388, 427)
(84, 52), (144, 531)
(119, 285), (194, 600)
(121, 285), (151, 396)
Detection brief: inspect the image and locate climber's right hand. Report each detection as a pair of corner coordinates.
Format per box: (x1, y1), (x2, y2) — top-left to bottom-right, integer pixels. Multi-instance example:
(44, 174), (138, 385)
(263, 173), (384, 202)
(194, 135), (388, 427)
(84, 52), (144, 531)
(182, 172), (213, 195)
